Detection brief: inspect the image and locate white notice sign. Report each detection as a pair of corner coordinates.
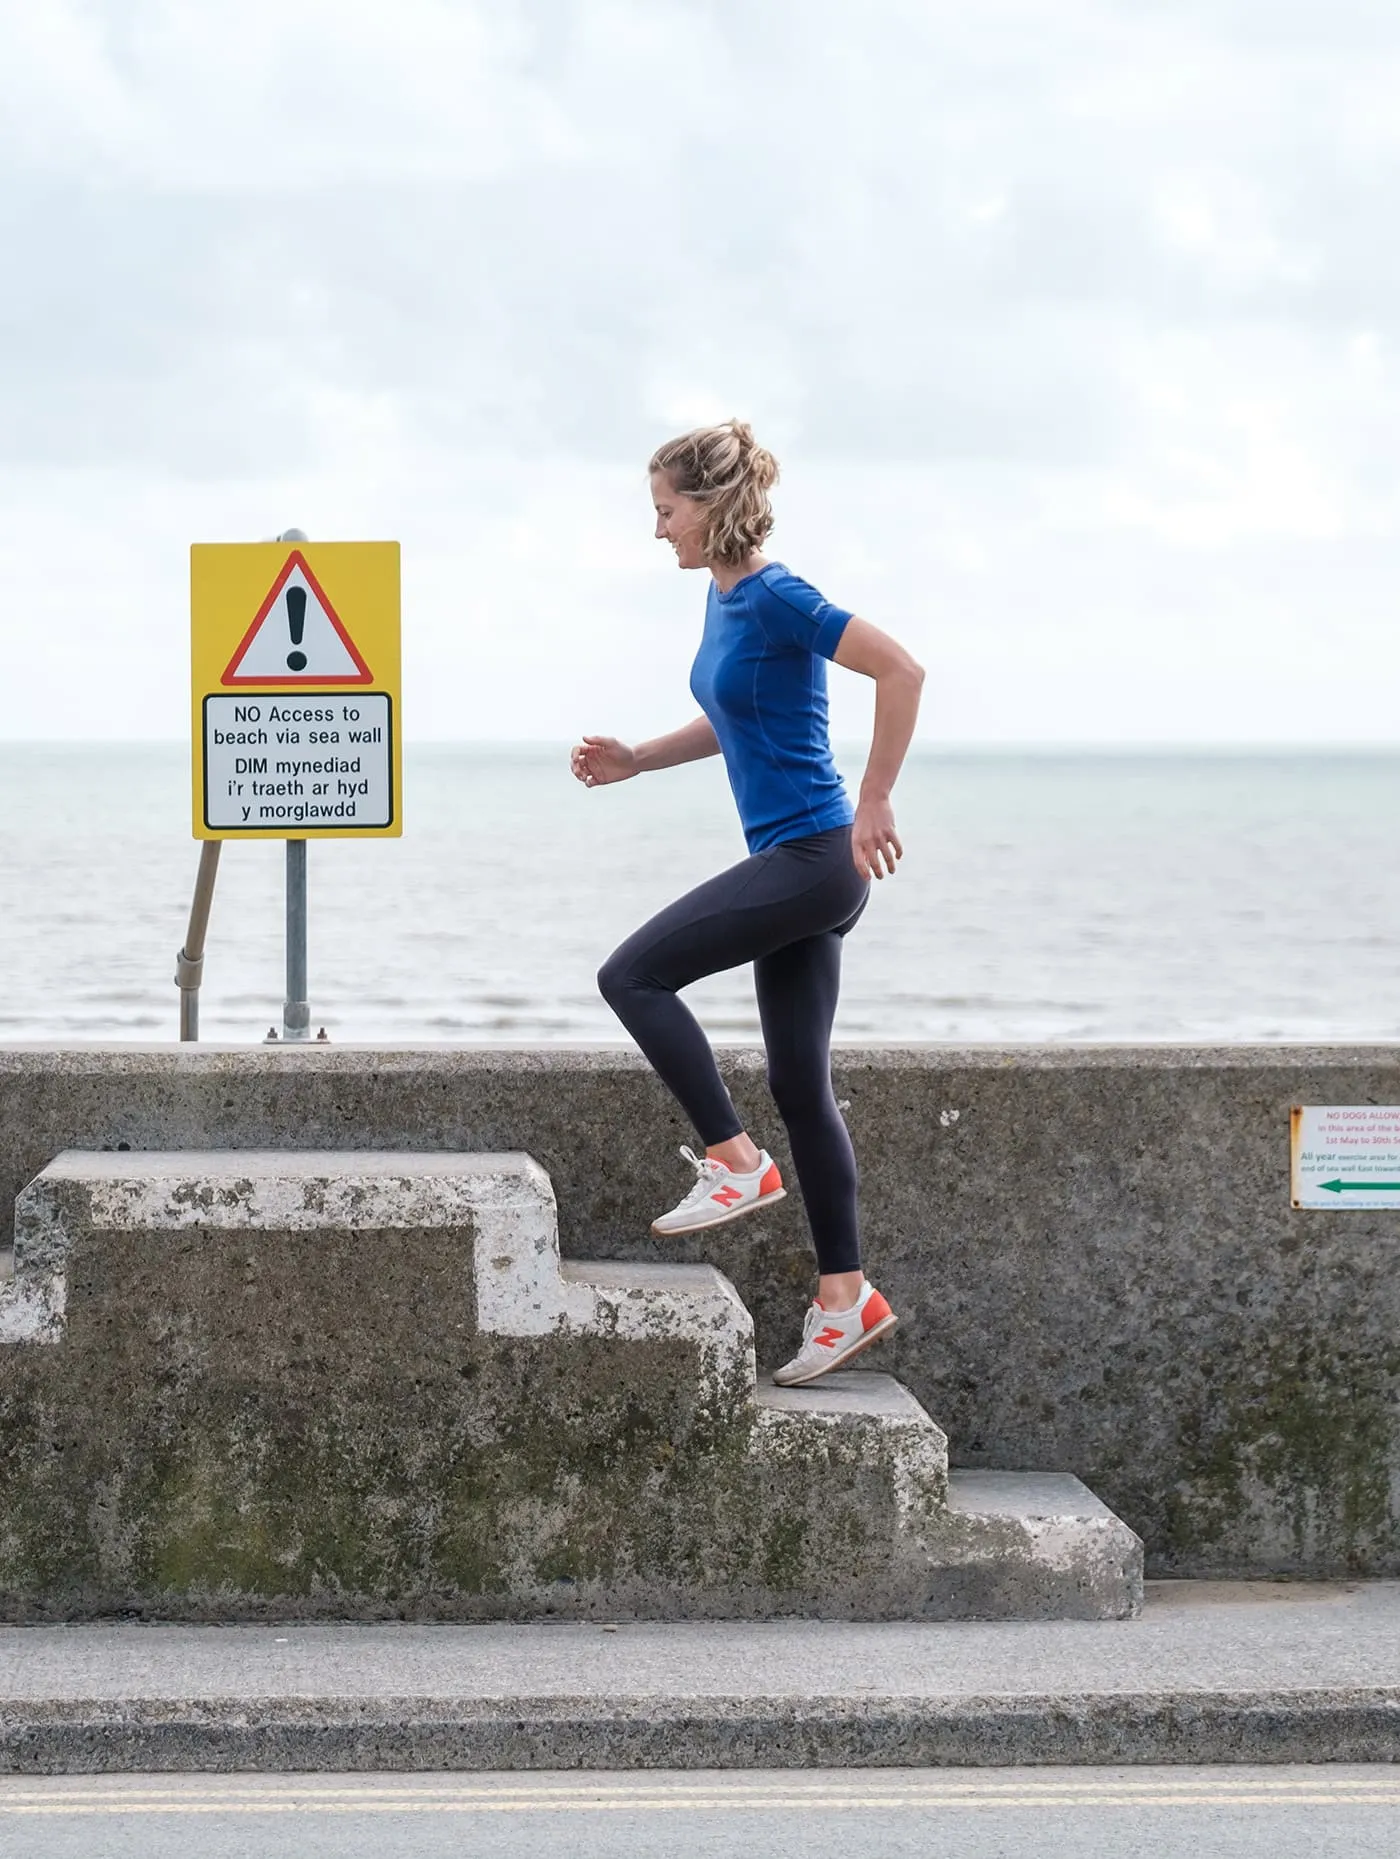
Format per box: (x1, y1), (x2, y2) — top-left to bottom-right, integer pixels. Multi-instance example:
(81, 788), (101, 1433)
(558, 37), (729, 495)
(1291, 1106), (1400, 1210)
(202, 693), (393, 831)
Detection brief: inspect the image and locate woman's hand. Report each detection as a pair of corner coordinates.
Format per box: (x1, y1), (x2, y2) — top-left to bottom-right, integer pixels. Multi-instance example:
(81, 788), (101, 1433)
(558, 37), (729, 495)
(571, 735), (638, 787)
(852, 793), (903, 880)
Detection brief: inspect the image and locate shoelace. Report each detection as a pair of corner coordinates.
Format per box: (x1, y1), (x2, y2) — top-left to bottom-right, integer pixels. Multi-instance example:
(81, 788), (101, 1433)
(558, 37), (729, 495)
(676, 1143), (728, 1208)
(798, 1302), (824, 1347)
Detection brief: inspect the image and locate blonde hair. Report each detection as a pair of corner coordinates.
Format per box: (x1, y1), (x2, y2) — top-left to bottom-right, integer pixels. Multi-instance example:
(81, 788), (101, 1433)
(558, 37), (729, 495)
(649, 420), (779, 565)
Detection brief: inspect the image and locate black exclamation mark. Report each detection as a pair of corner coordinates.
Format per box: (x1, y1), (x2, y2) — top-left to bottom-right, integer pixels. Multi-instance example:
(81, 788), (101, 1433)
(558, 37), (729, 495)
(286, 586), (308, 672)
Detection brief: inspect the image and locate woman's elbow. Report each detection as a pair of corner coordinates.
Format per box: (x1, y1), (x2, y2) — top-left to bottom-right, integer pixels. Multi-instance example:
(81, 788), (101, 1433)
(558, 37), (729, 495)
(875, 655), (924, 696)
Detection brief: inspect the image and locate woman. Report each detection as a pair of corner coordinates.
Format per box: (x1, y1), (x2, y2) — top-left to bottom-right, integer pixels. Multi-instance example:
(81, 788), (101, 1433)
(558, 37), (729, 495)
(571, 419), (923, 1387)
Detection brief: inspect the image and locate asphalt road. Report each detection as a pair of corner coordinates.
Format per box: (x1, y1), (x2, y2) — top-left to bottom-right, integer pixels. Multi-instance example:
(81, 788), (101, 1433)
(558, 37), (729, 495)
(2, 1767), (1399, 1858)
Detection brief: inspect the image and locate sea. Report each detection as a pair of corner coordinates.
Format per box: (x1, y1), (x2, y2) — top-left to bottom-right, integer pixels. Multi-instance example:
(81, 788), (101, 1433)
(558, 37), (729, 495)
(1, 744), (1398, 1047)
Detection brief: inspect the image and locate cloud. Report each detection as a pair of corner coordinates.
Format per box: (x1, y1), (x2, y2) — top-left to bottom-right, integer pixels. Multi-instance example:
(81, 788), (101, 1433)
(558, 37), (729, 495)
(1, 0), (1399, 742)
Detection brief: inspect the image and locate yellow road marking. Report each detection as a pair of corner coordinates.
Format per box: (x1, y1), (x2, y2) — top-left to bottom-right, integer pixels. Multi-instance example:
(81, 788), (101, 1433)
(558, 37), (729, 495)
(2, 1788), (1399, 1816)
(1, 1775), (1395, 1799)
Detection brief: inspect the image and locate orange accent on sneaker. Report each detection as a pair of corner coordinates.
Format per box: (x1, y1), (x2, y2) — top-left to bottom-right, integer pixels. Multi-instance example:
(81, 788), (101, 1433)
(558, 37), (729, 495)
(712, 1184), (743, 1207)
(758, 1160), (782, 1195)
(861, 1290), (893, 1333)
(814, 1325), (846, 1349)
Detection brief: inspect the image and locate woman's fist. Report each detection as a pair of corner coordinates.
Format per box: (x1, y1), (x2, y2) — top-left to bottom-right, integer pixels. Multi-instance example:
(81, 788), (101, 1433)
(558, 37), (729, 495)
(571, 735), (638, 787)
(852, 794), (903, 880)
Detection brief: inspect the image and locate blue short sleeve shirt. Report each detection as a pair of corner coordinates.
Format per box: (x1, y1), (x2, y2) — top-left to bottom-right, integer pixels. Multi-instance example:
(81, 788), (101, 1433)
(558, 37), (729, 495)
(688, 563), (855, 854)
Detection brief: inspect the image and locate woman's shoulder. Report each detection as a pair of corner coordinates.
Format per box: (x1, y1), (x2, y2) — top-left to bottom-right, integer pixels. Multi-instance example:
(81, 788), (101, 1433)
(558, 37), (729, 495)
(748, 563), (852, 658)
(751, 562), (825, 607)
(751, 563), (848, 621)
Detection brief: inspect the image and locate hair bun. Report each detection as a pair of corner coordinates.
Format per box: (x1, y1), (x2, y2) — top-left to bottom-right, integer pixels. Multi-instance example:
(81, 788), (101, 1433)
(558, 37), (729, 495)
(729, 419), (779, 492)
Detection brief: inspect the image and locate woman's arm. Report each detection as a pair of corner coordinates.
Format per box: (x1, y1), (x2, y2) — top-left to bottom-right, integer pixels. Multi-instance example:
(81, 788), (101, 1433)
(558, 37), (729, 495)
(572, 715), (720, 787)
(832, 617), (925, 880)
(635, 715), (721, 774)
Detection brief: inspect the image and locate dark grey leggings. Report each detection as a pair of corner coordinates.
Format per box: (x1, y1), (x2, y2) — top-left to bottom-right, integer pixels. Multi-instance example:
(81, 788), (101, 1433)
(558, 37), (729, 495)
(597, 826), (869, 1274)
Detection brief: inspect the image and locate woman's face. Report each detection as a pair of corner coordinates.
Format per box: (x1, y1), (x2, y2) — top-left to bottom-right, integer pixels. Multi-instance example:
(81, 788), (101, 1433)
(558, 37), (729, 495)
(651, 471), (708, 570)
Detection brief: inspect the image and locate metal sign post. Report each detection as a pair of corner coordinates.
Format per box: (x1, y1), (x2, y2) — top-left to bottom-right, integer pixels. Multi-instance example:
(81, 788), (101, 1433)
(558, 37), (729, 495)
(181, 528), (402, 1041)
(276, 529), (311, 1045)
(283, 837), (310, 1041)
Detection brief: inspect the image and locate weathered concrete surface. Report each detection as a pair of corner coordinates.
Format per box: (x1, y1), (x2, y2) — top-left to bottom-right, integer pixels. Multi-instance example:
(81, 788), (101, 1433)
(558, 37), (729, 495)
(1, 1045), (1398, 1577)
(0, 1581), (1397, 1771)
(0, 1149), (1140, 1622)
(8, 1691), (1400, 1772)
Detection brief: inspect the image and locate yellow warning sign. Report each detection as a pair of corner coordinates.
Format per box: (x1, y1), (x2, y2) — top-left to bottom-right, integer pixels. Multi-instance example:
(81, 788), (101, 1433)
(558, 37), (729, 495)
(191, 541), (401, 840)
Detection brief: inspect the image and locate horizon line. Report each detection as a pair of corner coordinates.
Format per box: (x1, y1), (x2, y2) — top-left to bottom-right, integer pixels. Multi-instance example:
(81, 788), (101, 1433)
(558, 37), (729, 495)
(3, 737), (1400, 756)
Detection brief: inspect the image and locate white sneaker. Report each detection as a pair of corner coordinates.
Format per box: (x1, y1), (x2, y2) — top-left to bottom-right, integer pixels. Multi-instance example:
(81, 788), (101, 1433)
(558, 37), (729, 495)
(650, 1145), (786, 1236)
(771, 1281), (898, 1386)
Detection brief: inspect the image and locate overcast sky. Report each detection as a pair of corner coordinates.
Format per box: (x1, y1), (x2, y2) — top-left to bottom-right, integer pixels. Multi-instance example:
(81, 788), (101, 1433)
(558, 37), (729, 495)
(2, 0), (1398, 744)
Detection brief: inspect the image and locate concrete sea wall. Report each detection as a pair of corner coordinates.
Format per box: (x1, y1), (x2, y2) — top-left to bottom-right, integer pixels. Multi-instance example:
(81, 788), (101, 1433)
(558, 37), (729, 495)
(1, 1044), (1397, 1581)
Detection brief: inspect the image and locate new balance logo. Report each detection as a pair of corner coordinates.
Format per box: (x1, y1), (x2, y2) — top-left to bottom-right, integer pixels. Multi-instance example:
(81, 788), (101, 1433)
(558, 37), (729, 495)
(712, 1185), (743, 1207)
(814, 1326), (846, 1348)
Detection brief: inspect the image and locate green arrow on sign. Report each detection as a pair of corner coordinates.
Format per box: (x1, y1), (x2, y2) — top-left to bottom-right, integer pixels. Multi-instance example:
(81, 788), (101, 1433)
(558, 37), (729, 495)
(1318, 1179), (1400, 1193)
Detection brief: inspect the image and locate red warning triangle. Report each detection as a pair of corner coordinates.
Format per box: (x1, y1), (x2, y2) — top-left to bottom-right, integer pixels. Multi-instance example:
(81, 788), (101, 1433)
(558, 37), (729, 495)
(221, 550), (373, 686)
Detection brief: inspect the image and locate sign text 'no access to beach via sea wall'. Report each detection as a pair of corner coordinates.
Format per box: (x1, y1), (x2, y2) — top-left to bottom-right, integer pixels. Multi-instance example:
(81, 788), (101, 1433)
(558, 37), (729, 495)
(202, 693), (392, 831)
(1291, 1105), (1400, 1210)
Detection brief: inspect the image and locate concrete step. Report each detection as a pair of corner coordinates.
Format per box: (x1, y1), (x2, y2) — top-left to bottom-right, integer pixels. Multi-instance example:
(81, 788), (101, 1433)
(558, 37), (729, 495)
(0, 1149), (1143, 1622)
(756, 1371), (949, 1501)
(753, 1382), (1140, 1620)
(757, 1369), (942, 1425)
(927, 1470), (1146, 1621)
(558, 1259), (755, 1420)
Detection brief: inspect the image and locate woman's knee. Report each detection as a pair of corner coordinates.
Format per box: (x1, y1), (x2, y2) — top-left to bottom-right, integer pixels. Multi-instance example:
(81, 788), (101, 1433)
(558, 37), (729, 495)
(766, 1059), (831, 1121)
(597, 946), (634, 1007)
